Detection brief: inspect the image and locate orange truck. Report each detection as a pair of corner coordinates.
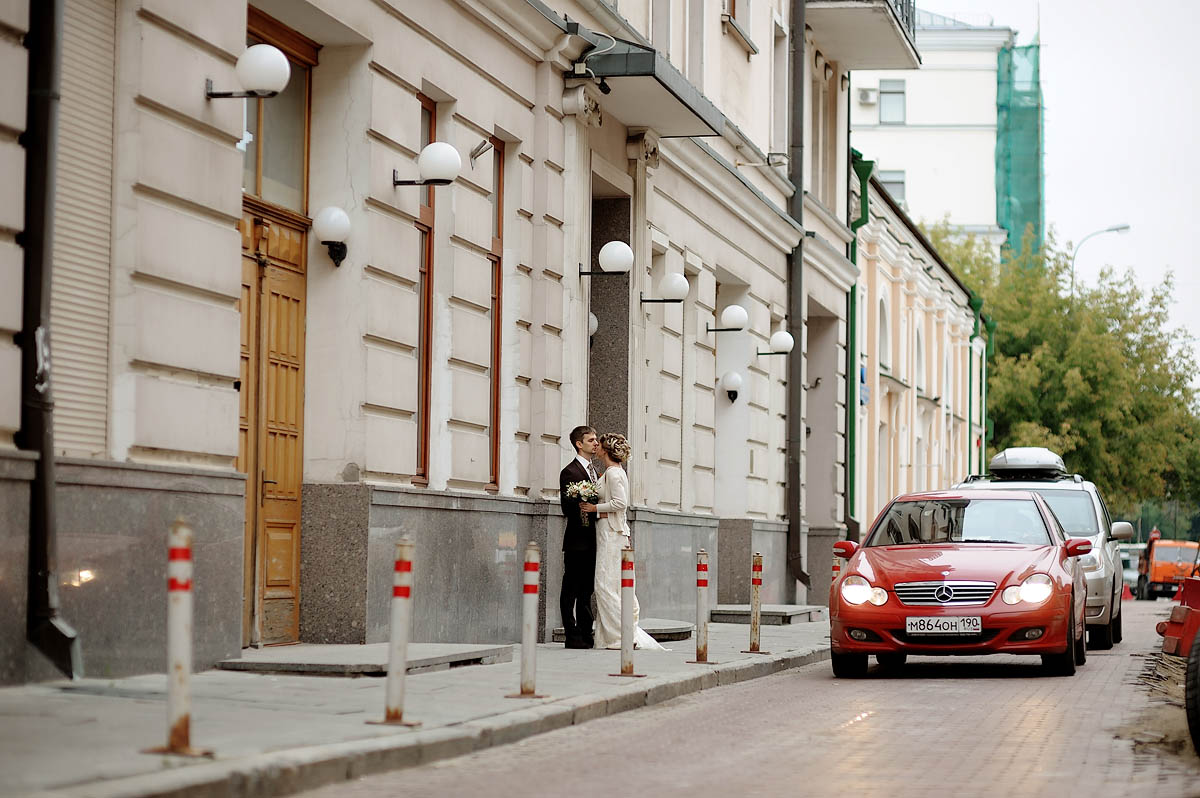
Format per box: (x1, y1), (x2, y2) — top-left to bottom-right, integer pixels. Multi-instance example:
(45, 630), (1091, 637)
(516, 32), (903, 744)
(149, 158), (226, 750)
(1137, 536), (1200, 600)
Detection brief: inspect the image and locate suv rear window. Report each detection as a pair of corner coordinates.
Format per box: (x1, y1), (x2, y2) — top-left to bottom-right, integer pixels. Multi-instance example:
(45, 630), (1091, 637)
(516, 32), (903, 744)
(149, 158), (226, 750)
(1026, 489), (1098, 536)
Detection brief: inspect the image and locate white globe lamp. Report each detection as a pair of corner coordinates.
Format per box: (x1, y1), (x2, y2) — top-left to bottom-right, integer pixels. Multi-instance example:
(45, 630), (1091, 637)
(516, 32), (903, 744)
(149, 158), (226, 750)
(417, 142), (461, 185)
(235, 44), (291, 96)
(312, 206), (351, 267)
(588, 312), (599, 337)
(719, 304), (749, 331)
(769, 330), (795, 354)
(659, 273), (690, 302)
(719, 371), (743, 402)
(597, 241), (634, 273)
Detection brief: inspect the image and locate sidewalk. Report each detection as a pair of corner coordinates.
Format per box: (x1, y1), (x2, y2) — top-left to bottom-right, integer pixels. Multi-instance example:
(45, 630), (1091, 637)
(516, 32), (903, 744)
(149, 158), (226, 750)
(1, 620), (831, 798)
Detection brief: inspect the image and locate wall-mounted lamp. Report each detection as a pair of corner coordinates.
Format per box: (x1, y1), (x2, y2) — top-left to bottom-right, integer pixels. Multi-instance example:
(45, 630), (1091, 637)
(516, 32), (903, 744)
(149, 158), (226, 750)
(312, 207), (351, 267)
(720, 371), (743, 402)
(756, 330), (795, 356)
(393, 142), (462, 187)
(640, 272), (689, 304)
(580, 240), (633, 277)
(588, 312), (599, 337)
(824, 63), (834, 81)
(206, 44), (291, 99)
(707, 304), (748, 333)
(469, 138), (494, 167)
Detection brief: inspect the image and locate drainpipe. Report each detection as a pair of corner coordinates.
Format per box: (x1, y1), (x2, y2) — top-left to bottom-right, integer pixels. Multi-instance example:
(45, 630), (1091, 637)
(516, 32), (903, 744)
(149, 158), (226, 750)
(785, 0), (807, 587)
(18, 0), (80, 678)
(982, 316), (997, 472)
(846, 153), (874, 541)
(965, 294), (983, 477)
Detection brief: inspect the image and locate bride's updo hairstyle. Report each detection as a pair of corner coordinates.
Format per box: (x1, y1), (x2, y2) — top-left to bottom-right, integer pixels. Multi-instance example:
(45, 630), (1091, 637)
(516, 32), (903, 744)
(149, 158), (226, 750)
(599, 432), (631, 463)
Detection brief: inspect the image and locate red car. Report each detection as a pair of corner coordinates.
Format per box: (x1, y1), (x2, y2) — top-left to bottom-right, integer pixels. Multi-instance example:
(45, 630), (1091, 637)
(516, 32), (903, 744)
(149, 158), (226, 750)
(829, 489), (1091, 677)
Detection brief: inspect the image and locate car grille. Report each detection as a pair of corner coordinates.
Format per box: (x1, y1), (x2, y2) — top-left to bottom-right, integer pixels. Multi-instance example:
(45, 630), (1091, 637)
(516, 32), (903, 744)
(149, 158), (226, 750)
(893, 580), (997, 606)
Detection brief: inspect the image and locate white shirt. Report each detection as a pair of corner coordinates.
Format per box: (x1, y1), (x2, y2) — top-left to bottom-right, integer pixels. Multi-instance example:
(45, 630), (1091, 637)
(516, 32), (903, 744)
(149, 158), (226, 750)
(575, 454), (597, 481)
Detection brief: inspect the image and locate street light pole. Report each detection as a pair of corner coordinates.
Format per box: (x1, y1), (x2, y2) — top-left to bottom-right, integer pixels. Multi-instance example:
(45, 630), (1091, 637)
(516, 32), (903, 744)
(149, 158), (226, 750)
(1069, 224), (1130, 304)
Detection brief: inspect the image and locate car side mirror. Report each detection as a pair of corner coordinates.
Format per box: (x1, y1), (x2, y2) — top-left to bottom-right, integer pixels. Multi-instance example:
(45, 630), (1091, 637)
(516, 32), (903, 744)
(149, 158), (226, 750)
(833, 540), (859, 559)
(1065, 538), (1093, 557)
(1110, 521), (1134, 541)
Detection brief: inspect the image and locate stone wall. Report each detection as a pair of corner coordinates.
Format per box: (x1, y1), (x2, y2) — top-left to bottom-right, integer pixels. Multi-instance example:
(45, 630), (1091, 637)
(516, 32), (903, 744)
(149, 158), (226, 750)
(48, 460), (244, 679)
(627, 507), (719, 621)
(0, 452), (34, 684)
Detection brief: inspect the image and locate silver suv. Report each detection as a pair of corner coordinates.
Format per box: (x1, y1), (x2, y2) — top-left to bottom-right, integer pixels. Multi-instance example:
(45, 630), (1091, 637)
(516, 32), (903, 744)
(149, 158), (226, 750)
(954, 447), (1134, 649)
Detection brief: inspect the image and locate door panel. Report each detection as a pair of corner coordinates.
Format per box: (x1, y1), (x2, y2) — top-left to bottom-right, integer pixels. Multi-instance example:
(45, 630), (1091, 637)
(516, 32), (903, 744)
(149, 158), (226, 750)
(238, 214), (260, 648)
(239, 207), (307, 647)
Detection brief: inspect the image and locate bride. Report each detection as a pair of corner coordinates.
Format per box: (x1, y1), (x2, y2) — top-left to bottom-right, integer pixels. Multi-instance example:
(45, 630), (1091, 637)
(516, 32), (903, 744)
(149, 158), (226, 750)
(582, 432), (666, 651)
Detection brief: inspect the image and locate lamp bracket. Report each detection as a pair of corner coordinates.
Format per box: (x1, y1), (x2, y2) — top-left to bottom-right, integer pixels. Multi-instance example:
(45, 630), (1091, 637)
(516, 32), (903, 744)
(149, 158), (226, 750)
(322, 241), (348, 268)
(393, 169), (454, 188)
(706, 324), (744, 333)
(578, 263), (627, 278)
(469, 138), (494, 167)
(205, 78), (277, 100)
(755, 350), (788, 356)
(639, 292), (682, 304)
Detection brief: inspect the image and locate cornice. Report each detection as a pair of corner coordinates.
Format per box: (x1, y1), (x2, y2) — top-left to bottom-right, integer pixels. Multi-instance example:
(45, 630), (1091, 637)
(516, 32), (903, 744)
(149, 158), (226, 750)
(803, 193), (854, 244)
(804, 233), (859, 292)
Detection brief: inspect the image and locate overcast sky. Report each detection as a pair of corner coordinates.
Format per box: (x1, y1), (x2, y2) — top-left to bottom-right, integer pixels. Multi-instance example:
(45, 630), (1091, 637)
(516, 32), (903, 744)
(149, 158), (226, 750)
(921, 0), (1200, 368)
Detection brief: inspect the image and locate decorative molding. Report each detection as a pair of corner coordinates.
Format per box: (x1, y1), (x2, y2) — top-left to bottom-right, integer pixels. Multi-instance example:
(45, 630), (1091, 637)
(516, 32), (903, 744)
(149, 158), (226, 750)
(626, 129), (661, 169)
(562, 84), (603, 128)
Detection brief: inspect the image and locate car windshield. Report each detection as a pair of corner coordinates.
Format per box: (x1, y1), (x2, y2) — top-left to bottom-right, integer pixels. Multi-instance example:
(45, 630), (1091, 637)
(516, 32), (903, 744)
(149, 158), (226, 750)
(1027, 489), (1098, 535)
(867, 498), (1051, 546)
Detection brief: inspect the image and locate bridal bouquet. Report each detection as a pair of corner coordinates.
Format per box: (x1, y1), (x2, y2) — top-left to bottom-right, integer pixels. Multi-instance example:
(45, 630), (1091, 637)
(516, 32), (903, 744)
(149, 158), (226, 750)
(565, 480), (599, 527)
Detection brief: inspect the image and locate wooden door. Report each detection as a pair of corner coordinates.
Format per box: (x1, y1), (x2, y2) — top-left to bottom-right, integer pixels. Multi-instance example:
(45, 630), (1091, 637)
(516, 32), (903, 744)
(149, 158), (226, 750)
(238, 207), (307, 646)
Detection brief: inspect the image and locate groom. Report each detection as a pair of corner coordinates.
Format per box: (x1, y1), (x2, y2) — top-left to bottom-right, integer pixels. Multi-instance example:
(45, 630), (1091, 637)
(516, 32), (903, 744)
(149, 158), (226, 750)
(559, 425), (599, 649)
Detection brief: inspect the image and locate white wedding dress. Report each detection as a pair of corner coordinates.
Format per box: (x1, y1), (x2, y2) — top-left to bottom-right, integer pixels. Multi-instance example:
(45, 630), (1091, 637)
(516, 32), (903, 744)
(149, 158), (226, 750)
(592, 465), (666, 651)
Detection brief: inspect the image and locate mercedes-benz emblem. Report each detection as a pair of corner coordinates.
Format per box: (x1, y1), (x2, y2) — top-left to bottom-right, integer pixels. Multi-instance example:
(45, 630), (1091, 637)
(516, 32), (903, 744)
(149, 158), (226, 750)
(933, 585), (954, 603)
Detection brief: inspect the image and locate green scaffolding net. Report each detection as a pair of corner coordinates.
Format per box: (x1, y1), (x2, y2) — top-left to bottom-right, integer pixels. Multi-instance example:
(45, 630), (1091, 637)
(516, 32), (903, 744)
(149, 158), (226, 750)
(996, 43), (1044, 252)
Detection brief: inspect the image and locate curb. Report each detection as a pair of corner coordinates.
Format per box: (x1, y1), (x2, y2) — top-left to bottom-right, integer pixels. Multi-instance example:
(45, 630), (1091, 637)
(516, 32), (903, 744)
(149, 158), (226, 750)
(49, 646), (830, 798)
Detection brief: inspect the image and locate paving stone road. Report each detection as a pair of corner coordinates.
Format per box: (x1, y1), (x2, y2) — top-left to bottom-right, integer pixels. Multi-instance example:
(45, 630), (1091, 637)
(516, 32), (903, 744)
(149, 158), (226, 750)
(302, 600), (1200, 798)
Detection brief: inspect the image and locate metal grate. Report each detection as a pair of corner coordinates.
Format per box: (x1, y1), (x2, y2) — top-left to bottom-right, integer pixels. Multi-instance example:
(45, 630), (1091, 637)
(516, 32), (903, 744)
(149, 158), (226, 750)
(894, 580), (997, 605)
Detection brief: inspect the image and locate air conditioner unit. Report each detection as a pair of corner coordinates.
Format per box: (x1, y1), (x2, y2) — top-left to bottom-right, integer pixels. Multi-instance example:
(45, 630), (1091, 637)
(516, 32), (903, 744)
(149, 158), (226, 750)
(858, 87), (878, 105)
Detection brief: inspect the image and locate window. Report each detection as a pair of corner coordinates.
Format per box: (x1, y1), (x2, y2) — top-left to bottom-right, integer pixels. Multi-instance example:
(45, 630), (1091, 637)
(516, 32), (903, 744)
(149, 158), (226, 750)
(879, 79), (905, 125)
(879, 170), (906, 203)
(487, 137), (505, 489)
(415, 95), (436, 484)
(878, 298), (890, 369)
(241, 13), (316, 213)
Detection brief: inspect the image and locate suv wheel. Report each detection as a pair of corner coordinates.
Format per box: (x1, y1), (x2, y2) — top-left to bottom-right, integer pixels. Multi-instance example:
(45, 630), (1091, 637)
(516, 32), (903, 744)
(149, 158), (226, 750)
(1089, 617), (1114, 650)
(1111, 601), (1123, 645)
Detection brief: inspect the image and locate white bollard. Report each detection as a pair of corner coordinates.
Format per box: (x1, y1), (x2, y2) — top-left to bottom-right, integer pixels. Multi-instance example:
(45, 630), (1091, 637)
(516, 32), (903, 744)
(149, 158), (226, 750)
(611, 546), (645, 677)
(688, 549), (716, 664)
(372, 538), (420, 726)
(143, 519), (210, 757)
(507, 541), (546, 698)
(742, 552), (770, 654)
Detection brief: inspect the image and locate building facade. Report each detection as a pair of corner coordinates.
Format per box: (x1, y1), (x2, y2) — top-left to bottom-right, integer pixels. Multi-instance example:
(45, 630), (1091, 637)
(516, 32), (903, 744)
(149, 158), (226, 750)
(849, 162), (990, 533)
(850, 10), (1013, 253)
(1, 0), (929, 683)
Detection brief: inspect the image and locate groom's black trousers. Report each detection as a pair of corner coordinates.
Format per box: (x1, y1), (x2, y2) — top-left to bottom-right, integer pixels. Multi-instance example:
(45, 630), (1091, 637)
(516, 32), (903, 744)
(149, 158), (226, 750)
(560, 548), (595, 641)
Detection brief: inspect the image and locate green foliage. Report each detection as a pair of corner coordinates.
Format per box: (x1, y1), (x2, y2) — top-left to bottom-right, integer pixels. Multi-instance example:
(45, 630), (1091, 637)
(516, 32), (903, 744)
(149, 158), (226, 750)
(924, 221), (1200, 515)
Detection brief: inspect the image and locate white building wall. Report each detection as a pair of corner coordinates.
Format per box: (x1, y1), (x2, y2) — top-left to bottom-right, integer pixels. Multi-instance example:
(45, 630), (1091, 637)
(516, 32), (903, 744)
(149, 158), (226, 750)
(850, 23), (1012, 247)
(0, 0), (27, 450)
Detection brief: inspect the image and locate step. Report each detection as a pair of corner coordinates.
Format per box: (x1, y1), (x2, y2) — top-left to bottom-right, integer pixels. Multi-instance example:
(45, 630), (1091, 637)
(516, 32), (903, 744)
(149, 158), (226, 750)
(710, 604), (827, 625)
(552, 617), (695, 643)
(216, 642), (513, 676)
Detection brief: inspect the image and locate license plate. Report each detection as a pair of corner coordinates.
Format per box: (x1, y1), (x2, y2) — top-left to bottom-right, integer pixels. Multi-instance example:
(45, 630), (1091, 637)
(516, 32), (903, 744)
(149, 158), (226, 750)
(905, 616), (982, 635)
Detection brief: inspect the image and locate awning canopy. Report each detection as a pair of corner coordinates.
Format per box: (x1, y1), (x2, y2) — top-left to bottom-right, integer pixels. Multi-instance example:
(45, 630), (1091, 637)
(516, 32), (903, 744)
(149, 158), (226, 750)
(579, 37), (724, 138)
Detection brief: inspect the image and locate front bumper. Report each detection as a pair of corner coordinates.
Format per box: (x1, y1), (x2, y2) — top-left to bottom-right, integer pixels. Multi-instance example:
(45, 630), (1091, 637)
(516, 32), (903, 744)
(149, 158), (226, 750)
(831, 594), (1072, 657)
(1084, 570), (1114, 625)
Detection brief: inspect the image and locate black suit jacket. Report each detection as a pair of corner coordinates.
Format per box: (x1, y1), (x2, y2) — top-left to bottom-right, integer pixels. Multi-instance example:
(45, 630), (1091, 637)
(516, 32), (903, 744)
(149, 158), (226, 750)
(560, 459), (597, 552)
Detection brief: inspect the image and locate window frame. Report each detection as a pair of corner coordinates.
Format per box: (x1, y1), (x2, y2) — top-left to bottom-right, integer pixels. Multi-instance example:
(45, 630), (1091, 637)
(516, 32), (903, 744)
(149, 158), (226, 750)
(414, 94), (437, 485)
(878, 78), (906, 125)
(243, 7), (318, 218)
(486, 136), (504, 491)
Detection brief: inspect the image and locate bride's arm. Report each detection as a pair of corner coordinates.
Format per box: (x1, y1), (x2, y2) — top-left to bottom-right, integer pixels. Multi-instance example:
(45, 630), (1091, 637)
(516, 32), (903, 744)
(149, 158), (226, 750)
(595, 469), (628, 513)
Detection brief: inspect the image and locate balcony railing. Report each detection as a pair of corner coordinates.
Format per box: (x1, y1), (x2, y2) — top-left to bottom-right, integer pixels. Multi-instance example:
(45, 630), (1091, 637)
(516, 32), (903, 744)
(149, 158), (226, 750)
(888, 0), (916, 40)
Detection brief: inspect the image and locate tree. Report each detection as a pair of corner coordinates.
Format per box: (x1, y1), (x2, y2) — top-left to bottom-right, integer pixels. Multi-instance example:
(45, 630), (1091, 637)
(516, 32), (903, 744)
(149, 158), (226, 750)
(924, 223), (1200, 515)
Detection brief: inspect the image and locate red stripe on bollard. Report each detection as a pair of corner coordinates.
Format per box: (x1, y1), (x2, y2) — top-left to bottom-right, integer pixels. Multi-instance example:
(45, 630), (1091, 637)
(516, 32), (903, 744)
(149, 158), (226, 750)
(167, 577), (192, 592)
(697, 579), (708, 587)
(393, 585), (411, 598)
(752, 578), (762, 585)
(621, 578), (634, 587)
(524, 562), (539, 572)
(697, 563), (708, 572)
(621, 561), (634, 570)
(523, 584), (538, 594)
(395, 560), (412, 572)
(168, 547), (191, 561)
(752, 564), (763, 572)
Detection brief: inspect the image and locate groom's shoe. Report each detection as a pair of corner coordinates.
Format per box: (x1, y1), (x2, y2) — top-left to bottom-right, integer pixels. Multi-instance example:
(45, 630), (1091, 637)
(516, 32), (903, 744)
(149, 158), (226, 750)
(565, 635), (590, 649)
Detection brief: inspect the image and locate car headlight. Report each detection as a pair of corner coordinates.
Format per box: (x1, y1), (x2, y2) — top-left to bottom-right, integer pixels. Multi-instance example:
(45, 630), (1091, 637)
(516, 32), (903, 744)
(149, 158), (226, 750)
(1079, 554), (1100, 573)
(1001, 573), (1054, 605)
(840, 575), (888, 606)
